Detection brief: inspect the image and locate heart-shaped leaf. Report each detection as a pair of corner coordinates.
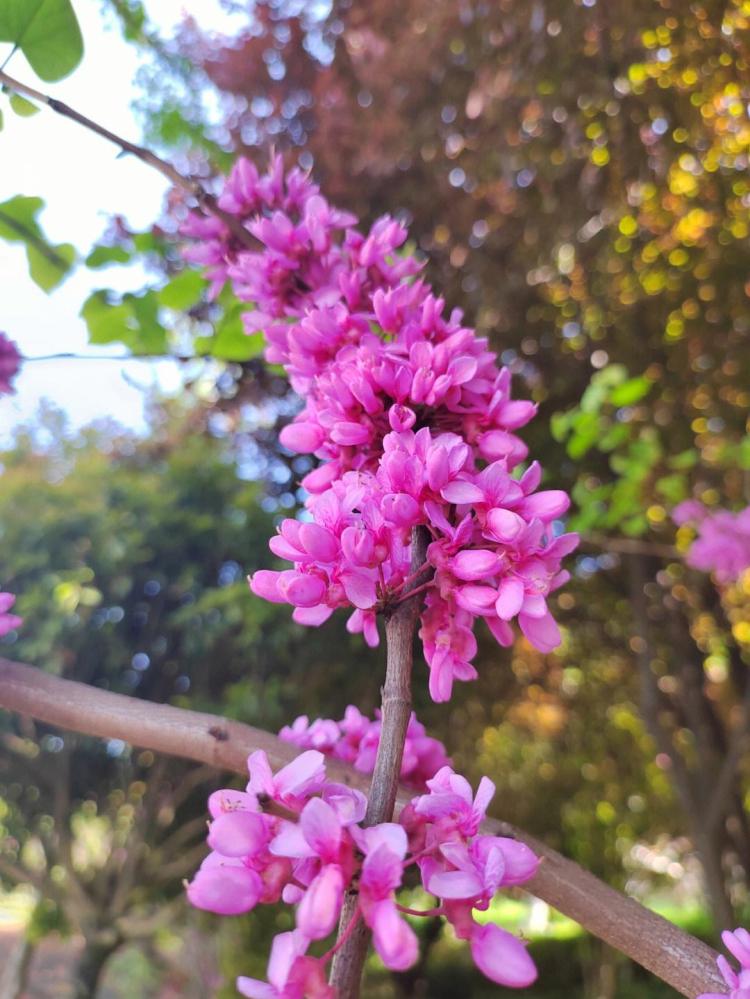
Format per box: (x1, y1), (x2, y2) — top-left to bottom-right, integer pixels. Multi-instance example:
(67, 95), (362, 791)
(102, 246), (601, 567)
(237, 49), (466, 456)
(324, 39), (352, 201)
(0, 0), (83, 82)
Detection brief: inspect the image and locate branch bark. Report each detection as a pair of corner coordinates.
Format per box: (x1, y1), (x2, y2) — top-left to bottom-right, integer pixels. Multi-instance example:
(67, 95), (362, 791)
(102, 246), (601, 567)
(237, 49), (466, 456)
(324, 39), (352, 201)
(330, 527), (430, 996)
(0, 69), (256, 250)
(0, 656), (726, 997)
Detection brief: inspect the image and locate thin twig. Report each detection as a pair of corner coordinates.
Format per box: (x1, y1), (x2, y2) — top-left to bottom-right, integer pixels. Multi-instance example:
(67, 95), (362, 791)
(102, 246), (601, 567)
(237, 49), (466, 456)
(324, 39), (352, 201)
(0, 69), (256, 249)
(23, 353), (181, 362)
(0, 656), (726, 998)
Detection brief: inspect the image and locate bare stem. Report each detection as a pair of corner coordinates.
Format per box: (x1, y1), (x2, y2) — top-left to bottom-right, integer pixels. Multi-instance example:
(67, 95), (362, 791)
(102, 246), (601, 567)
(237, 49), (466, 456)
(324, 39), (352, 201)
(329, 525), (429, 997)
(0, 656), (726, 998)
(24, 353), (179, 362)
(0, 69), (255, 249)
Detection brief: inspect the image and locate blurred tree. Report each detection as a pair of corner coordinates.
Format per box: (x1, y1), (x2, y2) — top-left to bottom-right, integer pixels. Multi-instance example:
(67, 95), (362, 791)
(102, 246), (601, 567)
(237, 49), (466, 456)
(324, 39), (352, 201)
(0, 401), (387, 996)
(97, 0), (750, 932)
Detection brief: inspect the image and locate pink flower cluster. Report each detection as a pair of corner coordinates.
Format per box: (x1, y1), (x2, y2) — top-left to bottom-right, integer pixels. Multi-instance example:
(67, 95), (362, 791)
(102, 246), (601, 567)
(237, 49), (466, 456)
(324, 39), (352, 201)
(699, 927), (750, 999)
(673, 501), (750, 584)
(182, 156), (577, 702)
(187, 750), (538, 996)
(0, 334), (21, 395)
(0, 593), (22, 636)
(279, 706), (450, 791)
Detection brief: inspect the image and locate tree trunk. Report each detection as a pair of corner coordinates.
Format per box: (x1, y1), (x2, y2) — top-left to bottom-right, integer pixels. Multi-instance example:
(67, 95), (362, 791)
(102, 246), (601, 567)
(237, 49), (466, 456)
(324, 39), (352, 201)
(0, 934), (36, 999)
(71, 938), (120, 999)
(628, 554), (735, 933)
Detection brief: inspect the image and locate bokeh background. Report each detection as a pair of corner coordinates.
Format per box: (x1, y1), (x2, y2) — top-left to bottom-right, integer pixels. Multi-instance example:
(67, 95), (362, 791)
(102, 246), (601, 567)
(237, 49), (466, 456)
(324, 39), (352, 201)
(2, 1), (750, 996)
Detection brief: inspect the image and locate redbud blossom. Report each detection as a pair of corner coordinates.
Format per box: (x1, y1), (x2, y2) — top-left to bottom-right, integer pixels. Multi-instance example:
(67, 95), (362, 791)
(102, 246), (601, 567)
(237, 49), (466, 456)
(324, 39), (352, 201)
(187, 750), (538, 994)
(672, 502), (750, 584)
(0, 592), (22, 636)
(698, 927), (750, 998)
(279, 707), (450, 791)
(0, 334), (21, 396)
(183, 157), (578, 703)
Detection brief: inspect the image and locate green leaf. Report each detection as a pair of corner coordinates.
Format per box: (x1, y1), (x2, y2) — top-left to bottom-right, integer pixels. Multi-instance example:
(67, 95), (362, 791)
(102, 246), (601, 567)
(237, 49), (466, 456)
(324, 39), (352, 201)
(610, 376), (652, 407)
(655, 474), (687, 504)
(667, 449), (698, 471)
(598, 424), (629, 452)
(550, 411), (571, 442)
(81, 289), (169, 355)
(194, 305), (265, 361)
(158, 270), (206, 311)
(566, 412), (600, 458)
(0, 107), (3, 130)
(9, 92), (39, 116)
(132, 231), (161, 253)
(0, 194), (76, 291)
(85, 244), (132, 268)
(211, 307), (263, 361)
(0, 0), (83, 82)
(81, 291), (134, 346)
(126, 290), (168, 354)
(27, 239), (75, 291)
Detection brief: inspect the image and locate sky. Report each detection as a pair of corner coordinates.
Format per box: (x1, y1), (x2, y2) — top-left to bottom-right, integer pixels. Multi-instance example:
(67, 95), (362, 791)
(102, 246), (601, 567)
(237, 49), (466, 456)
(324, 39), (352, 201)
(0, 1), (236, 443)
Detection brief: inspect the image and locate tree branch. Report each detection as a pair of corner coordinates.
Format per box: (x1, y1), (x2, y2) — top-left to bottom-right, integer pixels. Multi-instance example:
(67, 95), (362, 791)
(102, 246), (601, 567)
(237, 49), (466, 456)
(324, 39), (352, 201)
(0, 656), (726, 998)
(0, 69), (256, 250)
(330, 526), (430, 996)
(582, 533), (678, 560)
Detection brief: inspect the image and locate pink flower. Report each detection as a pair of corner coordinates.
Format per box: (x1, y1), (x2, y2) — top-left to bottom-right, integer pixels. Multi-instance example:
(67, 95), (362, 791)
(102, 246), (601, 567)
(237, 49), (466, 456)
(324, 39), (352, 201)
(187, 853), (264, 915)
(0, 592), (22, 636)
(237, 930), (334, 999)
(183, 156), (577, 703)
(279, 708), (450, 791)
(672, 499), (707, 526)
(675, 506), (750, 584)
(425, 836), (539, 904)
(188, 746), (538, 992)
(470, 923), (538, 989)
(354, 824), (418, 971)
(0, 334), (21, 395)
(246, 750), (327, 813)
(698, 927), (750, 999)
(413, 766), (496, 838)
(270, 797), (353, 939)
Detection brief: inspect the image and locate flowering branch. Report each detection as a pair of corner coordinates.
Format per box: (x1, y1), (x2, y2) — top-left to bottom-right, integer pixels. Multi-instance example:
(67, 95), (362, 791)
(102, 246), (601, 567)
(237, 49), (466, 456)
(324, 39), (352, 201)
(330, 526), (429, 995)
(0, 657), (726, 998)
(0, 69), (256, 249)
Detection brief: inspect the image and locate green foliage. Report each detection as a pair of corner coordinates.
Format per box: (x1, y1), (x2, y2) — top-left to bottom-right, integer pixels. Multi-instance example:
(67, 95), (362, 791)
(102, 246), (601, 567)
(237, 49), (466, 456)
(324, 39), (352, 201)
(84, 244), (132, 268)
(81, 287), (168, 354)
(551, 365), (670, 536)
(80, 267), (265, 361)
(8, 92), (39, 116)
(157, 269), (205, 311)
(0, 0), (83, 82)
(0, 194), (76, 291)
(194, 302), (265, 362)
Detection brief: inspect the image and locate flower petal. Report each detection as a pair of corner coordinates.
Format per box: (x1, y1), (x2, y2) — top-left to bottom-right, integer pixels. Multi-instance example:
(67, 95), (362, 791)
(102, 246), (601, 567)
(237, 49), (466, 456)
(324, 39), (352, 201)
(470, 923), (537, 987)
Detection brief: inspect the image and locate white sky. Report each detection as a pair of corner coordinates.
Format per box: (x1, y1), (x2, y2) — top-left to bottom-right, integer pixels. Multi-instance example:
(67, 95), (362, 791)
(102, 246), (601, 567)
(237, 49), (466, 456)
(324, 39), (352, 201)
(0, 1), (235, 443)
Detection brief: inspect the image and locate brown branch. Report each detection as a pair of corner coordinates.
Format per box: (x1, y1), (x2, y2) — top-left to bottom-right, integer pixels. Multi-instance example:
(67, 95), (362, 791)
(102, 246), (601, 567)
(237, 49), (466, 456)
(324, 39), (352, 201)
(0, 656), (726, 998)
(0, 69), (256, 250)
(582, 532), (678, 560)
(330, 527), (430, 996)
